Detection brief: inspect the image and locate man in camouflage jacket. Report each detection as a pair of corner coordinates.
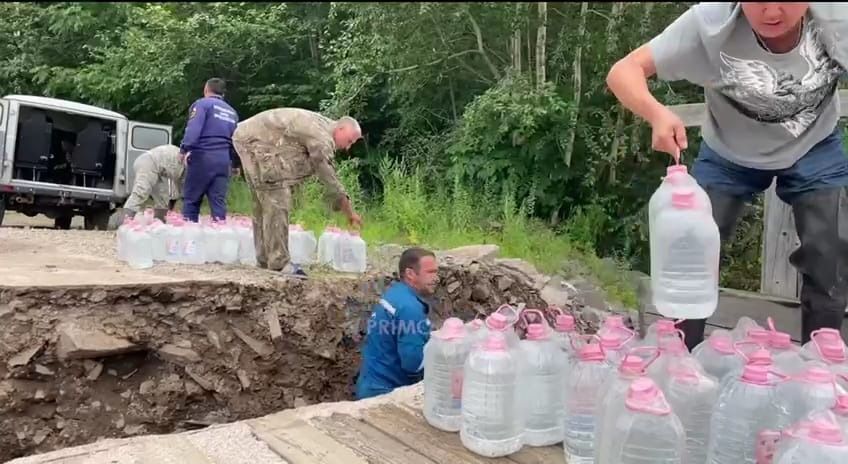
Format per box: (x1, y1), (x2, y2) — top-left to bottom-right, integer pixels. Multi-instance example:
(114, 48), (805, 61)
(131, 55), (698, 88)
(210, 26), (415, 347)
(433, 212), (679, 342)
(232, 108), (363, 273)
(121, 144), (184, 222)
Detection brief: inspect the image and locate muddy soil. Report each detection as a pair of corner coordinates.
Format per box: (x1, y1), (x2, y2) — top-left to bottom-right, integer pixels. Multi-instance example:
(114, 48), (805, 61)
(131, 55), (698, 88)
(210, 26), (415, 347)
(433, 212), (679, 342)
(0, 261), (548, 462)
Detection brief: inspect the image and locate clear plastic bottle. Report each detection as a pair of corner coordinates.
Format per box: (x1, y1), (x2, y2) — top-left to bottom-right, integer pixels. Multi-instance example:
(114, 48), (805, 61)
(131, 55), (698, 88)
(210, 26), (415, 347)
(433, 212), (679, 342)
(332, 230), (367, 273)
(217, 221), (240, 264)
(317, 226), (340, 265)
(731, 317), (764, 342)
(801, 329), (848, 373)
(648, 164), (712, 237)
(600, 329), (636, 367)
(834, 390), (848, 433)
(116, 216), (134, 262)
(552, 313), (578, 361)
(204, 221), (222, 263)
(642, 319), (680, 348)
(595, 347), (661, 464)
(481, 312), (520, 350)
(647, 330), (696, 386)
(563, 335), (614, 464)
(147, 219), (168, 262)
(424, 318), (469, 432)
(772, 411), (848, 464)
(707, 361), (790, 464)
(518, 323), (568, 446)
(650, 190), (721, 320)
(598, 315), (637, 354)
(693, 329), (745, 382)
(181, 221), (206, 265)
(460, 331), (523, 457)
(289, 224), (317, 266)
(234, 218), (256, 266)
(125, 225), (153, 270)
(778, 363), (847, 425)
(662, 358), (720, 464)
(764, 319), (806, 376)
(465, 319), (486, 351)
(164, 219), (184, 264)
(600, 377), (687, 464)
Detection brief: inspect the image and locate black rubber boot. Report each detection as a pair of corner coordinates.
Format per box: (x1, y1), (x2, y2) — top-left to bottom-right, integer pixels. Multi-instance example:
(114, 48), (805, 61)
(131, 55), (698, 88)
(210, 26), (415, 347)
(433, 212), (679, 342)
(153, 208), (168, 222)
(789, 187), (848, 344)
(679, 189), (748, 351)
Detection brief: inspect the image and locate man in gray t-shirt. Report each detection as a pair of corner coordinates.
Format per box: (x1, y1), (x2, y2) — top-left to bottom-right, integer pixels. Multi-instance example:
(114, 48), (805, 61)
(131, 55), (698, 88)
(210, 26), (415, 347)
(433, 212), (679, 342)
(607, 2), (848, 347)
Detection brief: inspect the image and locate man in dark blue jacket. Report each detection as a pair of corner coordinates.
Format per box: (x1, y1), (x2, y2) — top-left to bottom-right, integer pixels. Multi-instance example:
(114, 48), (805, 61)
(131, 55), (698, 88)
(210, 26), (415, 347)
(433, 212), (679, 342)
(180, 77), (239, 222)
(356, 247), (439, 400)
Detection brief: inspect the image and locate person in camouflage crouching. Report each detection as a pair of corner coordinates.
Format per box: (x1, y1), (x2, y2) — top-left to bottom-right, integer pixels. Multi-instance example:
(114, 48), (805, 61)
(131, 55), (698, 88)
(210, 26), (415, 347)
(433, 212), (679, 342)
(121, 144), (184, 222)
(232, 108), (363, 276)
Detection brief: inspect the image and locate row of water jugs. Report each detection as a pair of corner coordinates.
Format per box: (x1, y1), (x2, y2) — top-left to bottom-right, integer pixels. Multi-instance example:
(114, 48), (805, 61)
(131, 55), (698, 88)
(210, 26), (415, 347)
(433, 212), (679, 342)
(423, 305), (848, 462)
(117, 210), (256, 269)
(291, 225), (367, 273)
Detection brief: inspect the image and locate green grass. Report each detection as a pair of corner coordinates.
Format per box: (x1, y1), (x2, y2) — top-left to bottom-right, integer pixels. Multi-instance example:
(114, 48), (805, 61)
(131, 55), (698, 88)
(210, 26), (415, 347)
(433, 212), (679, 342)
(191, 158), (638, 308)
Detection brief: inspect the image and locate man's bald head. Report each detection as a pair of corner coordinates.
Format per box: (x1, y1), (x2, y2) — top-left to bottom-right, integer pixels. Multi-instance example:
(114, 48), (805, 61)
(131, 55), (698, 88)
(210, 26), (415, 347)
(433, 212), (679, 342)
(332, 116), (362, 151)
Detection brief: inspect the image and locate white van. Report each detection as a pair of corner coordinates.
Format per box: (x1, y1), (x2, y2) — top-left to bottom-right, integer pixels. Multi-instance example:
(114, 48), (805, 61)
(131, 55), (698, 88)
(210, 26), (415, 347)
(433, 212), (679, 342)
(0, 95), (172, 229)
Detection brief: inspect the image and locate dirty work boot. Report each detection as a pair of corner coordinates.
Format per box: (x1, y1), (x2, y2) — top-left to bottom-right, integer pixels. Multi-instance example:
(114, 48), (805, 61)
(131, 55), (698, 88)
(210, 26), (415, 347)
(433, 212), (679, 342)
(153, 208), (168, 222)
(678, 189), (748, 351)
(789, 187), (848, 344)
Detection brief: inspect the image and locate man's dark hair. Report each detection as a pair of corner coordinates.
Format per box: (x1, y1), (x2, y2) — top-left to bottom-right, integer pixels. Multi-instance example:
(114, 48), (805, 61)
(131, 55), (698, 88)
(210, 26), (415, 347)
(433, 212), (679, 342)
(398, 247), (435, 279)
(205, 78), (226, 96)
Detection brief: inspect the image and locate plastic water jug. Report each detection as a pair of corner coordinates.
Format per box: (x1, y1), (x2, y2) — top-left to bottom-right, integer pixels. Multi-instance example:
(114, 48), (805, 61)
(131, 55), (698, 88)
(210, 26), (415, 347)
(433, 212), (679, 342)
(233, 218), (256, 266)
(647, 330), (696, 385)
(595, 347), (661, 463)
(801, 329), (848, 372)
(771, 410), (848, 464)
(706, 360), (790, 464)
(598, 315), (637, 354)
(460, 331), (523, 457)
(552, 314), (578, 360)
(719, 343), (780, 392)
(333, 230), (367, 273)
(662, 358), (720, 464)
(650, 190), (721, 320)
(518, 323), (568, 446)
(563, 335), (614, 464)
(643, 319), (680, 347)
(732, 317), (764, 342)
(164, 220), (184, 263)
(181, 221), (206, 265)
(648, 164), (712, 236)
(834, 388), (848, 433)
(116, 216), (134, 262)
(778, 364), (846, 424)
(147, 220), (168, 262)
(317, 227), (341, 265)
(482, 312), (521, 351)
(289, 224), (317, 266)
(203, 222), (221, 263)
(424, 318), (470, 432)
(125, 225), (153, 269)
(599, 328), (636, 367)
(465, 319), (486, 351)
(599, 377), (687, 464)
(764, 319), (806, 375)
(693, 329), (745, 382)
(217, 221), (240, 264)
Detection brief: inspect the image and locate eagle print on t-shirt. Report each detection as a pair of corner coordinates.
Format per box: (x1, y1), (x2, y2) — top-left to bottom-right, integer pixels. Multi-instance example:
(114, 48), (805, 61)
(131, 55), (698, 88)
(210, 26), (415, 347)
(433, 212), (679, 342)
(714, 19), (845, 137)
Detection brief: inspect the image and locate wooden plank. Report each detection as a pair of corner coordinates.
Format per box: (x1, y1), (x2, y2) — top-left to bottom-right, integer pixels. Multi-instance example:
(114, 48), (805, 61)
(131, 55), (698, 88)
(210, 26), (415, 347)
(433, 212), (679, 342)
(360, 404), (514, 464)
(311, 413), (437, 464)
(761, 181), (801, 299)
(249, 412), (369, 464)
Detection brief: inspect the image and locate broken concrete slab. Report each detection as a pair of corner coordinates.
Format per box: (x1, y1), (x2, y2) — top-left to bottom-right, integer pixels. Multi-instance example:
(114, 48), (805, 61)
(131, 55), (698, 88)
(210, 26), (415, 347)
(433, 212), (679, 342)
(56, 323), (140, 361)
(157, 344), (201, 365)
(437, 244), (500, 266)
(8, 342), (44, 368)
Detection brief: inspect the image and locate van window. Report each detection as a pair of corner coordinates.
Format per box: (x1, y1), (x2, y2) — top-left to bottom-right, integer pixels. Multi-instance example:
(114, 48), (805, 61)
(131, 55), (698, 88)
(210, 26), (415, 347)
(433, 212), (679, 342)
(131, 126), (169, 150)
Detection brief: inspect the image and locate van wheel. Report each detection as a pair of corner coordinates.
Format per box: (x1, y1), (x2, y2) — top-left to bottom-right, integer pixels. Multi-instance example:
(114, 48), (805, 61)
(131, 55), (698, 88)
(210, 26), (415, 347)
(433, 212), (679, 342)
(54, 215), (73, 230)
(84, 210), (111, 231)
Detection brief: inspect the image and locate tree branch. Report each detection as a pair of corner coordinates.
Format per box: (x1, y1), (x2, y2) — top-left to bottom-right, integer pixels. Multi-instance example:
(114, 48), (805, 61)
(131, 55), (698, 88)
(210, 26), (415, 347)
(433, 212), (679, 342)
(466, 10), (502, 81)
(386, 49), (480, 73)
(431, 17), (494, 84)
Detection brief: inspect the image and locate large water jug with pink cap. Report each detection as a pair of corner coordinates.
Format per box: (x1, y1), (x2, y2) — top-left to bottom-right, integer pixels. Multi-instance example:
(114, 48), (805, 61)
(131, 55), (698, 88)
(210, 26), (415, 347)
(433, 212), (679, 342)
(648, 164), (712, 234)
(599, 377), (687, 464)
(181, 221), (206, 265)
(552, 313), (578, 360)
(595, 347), (661, 463)
(642, 319), (679, 347)
(116, 216), (134, 262)
(164, 218), (185, 263)
(731, 316), (764, 341)
(460, 331), (523, 457)
(125, 225), (154, 269)
(662, 358), (720, 464)
(563, 335), (614, 464)
(480, 312), (520, 350)
(333, 230), (367, 273)
(771, 410), (848, 464)
(763, 319), (806, 375)
(719, 342), (780, 392)
(518, 322), (569, 446)
(424, 317), (470, 432)
(647, 330), (696, 386)
(289, 224), (317, 266)
(707, 357), (790, 464)
(465, 319), (486, 350)
(801, 329), (848, 374)
(693, 329), (745, 381)
(598, 315), (637, 354)
(599, 327), (636, 367)
(232, 217), (256, 266)
(778, 363), (846, 425)
(650, 189), (721, 320)
(317, 226), (341, 265)
(217, 221), (240, 264)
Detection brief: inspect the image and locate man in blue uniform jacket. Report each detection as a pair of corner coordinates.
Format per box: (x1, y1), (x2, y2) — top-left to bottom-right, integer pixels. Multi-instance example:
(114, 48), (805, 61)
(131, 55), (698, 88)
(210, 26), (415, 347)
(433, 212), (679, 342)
(180, 77), (239, 222)
(356, 247), (440, 400)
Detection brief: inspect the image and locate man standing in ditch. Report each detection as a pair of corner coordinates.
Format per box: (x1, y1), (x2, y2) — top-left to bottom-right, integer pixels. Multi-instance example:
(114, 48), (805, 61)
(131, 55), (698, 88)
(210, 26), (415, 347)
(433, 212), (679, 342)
(180, 77), (239, 222)
(606, 3), (848, 348)
(120, 144), (184, 222)
(355, 247), (439, 400)
(232, 108), (363, 276)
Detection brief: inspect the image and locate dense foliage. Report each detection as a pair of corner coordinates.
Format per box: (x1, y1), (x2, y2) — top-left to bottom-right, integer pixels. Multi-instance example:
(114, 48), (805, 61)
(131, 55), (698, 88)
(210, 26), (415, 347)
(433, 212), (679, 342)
(0, 2), (770, 294)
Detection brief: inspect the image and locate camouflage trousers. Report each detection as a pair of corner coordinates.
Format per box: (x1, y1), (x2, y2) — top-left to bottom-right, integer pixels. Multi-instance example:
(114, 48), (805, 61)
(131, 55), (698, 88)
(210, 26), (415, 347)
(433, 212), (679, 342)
(124, 155), (170, 212)
(233, 137), (296, 271)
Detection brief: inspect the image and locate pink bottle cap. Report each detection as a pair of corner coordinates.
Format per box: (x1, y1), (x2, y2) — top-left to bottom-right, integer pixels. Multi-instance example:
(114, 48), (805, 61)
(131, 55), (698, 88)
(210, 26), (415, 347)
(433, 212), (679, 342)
(671, 190), (696, 209)
(812, 329), (847, 362)
(808, 417), (844, 445)
(555, 314), (575, 332)
(747, 329), (771, 347)
(625, 378), (671, 415)
(834, 395), (848, 415)
(667, 164), (688, 175)
(436, 318), (466, 341)
(747, 348), (773, 366)
(600, 332), (624, 349)
(486, 313), (509, 331)
(619, 355), (646, 376)
(604, 315), (625, 329)
(467, 319), (483, 330)
(769, 331), (793, 349)
(655, 319), (678, 335)
(578, 340), (605, 362)
(797, 366), (834, 385)
(482, 333), (508, 352)
(708, 333), (736, 355)
(741, 364), (771, 385)
(526, 323), (549, 341)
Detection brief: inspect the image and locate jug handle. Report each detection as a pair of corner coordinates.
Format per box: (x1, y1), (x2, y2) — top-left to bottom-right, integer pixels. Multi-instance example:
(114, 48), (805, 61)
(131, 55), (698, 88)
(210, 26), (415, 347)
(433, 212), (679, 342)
(495, 304), (519, 325)
(733, 340), (762, 363)
(570, 334), (605, 356)
(627, 346), (662, 369)
(810, 328), (848, 362)
(520, 308), (547, 328)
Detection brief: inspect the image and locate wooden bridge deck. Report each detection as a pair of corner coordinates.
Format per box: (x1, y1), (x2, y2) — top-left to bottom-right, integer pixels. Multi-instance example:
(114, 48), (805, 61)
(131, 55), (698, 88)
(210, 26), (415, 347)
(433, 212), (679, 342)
(8, 383), (566, 464)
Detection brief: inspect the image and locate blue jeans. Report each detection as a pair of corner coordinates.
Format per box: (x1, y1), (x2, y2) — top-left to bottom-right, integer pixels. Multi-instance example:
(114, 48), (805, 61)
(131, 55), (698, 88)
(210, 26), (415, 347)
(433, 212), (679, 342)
(678, 127), (848, 347)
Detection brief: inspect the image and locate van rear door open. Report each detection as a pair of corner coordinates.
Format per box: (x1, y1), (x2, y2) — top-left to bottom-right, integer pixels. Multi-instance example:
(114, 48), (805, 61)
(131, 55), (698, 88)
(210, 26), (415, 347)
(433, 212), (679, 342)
(125, 121), (172, 195)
